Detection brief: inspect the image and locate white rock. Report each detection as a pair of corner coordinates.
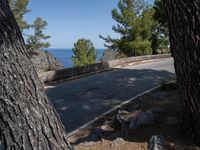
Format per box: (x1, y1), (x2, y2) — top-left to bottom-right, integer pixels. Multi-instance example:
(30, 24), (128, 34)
(111, 137), (125, 148)
(101, 121), (114, 131)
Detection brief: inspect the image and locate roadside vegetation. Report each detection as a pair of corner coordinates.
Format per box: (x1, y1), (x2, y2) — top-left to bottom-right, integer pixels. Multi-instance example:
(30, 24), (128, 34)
(9, 0), (50, 54)
(100, 0), (169, 59)
(72, 39), (97, 66)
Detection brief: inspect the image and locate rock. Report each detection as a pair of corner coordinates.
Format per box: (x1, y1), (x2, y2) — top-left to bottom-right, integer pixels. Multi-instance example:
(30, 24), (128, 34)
(110, 109), (157, 131)
(111, 137), (125, 148)
(101, 121), (114, 132)
(118, 110), (130, 115)
(129, 116), (140, 130)
(30, 50), (64, 73)
(111, 110), (134, 131)
(110, 110), (144, 131)
(138, 111), (154, 125)
(129, 111), (154, 130)
(148, 134), (165, 150)
(111, 115), (126, 130)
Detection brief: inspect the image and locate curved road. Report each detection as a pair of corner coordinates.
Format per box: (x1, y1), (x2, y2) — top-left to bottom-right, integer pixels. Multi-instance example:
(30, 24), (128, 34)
(46, 58), (175, 132)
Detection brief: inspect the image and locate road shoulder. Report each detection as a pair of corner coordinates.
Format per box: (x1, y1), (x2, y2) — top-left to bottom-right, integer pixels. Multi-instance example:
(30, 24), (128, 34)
(68, 82), (199, 150)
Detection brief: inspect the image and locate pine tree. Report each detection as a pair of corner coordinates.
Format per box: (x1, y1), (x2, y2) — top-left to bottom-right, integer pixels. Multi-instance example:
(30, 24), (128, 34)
(100, 0), (153, 57)
(152, 0), (169, 54)
(9, 1), (51, 53)
(9, 0), (30, 31)
(72, 39), (97, 66)
(26, 17), (51, 53)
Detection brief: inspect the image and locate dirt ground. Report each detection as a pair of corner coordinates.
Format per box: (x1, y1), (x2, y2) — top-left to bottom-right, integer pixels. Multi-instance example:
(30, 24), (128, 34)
(68, 83), (200, 150)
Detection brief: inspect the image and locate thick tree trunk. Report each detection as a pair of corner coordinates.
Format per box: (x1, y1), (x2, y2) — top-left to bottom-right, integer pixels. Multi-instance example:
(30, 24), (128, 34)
(163, 0), (200, 142)
(0, 0), (73, 149)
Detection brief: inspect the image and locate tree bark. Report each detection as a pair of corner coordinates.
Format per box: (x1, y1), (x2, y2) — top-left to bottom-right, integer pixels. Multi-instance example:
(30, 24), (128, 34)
(0, 0), (73, 149)
(163, 0), (200, 142)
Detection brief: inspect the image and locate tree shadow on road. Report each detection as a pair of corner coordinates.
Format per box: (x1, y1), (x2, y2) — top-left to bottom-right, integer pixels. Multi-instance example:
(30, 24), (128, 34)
(46, 68), (175, 133)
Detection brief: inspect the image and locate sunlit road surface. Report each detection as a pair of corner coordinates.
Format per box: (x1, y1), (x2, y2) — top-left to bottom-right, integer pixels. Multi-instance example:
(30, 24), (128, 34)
(46, 58), (175, 132)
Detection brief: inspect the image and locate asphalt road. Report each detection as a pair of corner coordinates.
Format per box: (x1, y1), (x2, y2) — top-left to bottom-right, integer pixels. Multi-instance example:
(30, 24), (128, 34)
(46, 58), (175, 132)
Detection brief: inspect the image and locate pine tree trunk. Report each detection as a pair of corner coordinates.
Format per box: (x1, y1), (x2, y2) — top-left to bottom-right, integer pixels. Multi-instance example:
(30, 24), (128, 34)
(163, 0), (200, 142)
(0, 0), (73, 149)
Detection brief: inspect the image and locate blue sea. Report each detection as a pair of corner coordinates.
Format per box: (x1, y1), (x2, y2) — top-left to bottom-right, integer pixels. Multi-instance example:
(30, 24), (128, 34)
(45, 48), (105, 68)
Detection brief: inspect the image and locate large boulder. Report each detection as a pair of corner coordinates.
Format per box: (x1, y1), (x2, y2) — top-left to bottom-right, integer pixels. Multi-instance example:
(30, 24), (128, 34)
(129, 110), (155, 130)
(30, 50), (64, 73)
(111, 110), (137, 131)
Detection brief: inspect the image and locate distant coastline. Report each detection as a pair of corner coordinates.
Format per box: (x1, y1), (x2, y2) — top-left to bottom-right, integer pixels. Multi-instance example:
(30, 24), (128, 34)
(44, 48), (105, 68)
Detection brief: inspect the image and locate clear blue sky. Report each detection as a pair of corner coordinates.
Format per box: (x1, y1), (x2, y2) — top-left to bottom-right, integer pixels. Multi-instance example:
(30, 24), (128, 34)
(25, 0), (154, 48)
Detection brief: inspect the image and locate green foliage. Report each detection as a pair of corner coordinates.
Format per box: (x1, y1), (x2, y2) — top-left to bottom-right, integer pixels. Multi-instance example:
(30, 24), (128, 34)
(100, 0), (170, 57)
(72, 39), (97, 66)
(152, 0), (169, 54)
(26, 17), (51, 52)
(9, 1), (50, 53)
(9, 0), (30, 31)
(132, 39), (152, 55)
(100, 0), (153, 57)
(153, 0), (168, 28)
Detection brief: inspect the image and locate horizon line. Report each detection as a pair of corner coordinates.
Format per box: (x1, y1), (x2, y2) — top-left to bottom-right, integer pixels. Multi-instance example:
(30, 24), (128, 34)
(47, 48), (106, 50)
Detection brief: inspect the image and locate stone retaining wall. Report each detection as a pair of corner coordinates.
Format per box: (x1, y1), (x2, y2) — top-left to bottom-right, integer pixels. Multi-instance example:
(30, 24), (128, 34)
(39, 54), (172, 83)
(39, 62), (109, 83)
(107, 54), (171, 67)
